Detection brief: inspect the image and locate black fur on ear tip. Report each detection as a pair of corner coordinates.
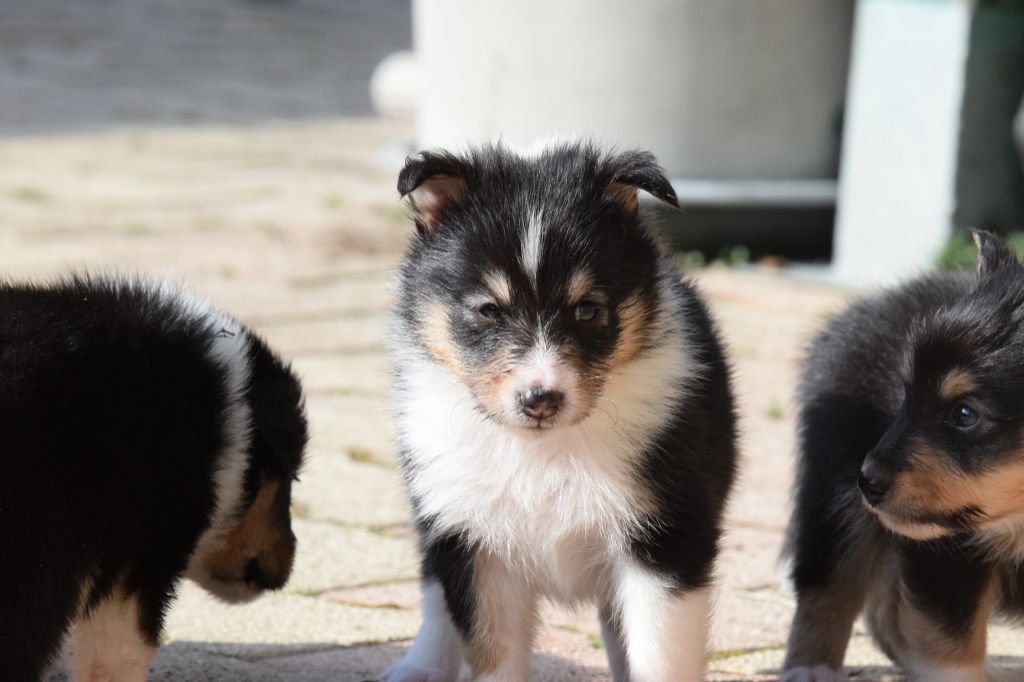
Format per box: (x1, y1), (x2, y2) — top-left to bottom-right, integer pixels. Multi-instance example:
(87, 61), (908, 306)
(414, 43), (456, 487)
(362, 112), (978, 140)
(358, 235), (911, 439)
(972, 228), (1018, 278)
(607, 150), (679, 208)
(397, 150), (466, 197)
(396, 155), (424, 197)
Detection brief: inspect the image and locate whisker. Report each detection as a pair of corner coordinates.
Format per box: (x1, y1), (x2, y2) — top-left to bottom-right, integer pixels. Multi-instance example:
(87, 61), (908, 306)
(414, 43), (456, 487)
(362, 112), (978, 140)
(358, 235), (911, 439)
(595, 395), (620, 430)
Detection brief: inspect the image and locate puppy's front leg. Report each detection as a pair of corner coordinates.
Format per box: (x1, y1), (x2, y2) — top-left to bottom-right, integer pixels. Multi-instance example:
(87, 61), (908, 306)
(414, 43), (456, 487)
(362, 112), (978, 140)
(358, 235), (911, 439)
(70, 591), (156, 682)
(866, 540), (994, 682)
(382, 580), (464, 682)
(464, 553), (538, 682)
(614, 562), (710, 682)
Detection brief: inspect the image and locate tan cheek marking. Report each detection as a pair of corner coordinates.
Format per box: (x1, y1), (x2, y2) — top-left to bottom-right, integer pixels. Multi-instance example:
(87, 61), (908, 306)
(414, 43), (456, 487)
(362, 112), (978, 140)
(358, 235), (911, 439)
(464, 350), (516, 416)
(939, 368), (977, 403)
(896, 445), (1024, 521)
(419, 303), (461, 376)
(559, 340), (602, 420)
(202, 481), (293, 582)
(609, 295), (649, 369)
(482, 271), (512, 307)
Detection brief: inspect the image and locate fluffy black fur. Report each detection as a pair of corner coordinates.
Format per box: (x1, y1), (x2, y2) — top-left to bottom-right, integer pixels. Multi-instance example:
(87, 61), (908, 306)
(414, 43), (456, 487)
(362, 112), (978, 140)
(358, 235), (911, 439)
(387, 141), (737, 680)
(784, 233), (1024, 677)
(0, 275), (307, 681)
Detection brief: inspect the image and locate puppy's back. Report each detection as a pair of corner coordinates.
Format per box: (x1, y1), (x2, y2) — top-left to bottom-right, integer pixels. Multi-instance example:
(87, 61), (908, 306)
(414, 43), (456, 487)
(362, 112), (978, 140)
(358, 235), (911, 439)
(799, 272), (975, 428)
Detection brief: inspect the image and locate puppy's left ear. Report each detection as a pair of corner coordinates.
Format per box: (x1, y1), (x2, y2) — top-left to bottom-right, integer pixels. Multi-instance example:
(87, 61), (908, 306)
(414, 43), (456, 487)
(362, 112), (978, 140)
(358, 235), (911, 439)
(398, 151), (468, 235)
(604, 150), (679, 214)
(973, 229), (1018, 279)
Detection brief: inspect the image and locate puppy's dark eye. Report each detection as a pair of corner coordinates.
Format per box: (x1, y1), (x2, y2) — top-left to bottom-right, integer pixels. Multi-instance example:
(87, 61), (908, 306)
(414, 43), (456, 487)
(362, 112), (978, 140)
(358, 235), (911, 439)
(478, 303), (502, 321)
(950, 403), (980, 429)
(575, 301), (600, 322)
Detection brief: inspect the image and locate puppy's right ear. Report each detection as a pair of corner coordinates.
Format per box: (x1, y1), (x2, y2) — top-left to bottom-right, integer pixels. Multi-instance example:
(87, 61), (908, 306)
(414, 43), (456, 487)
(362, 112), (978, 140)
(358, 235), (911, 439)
(398, 151), (467, 235)
(972, 229), (1018, 280)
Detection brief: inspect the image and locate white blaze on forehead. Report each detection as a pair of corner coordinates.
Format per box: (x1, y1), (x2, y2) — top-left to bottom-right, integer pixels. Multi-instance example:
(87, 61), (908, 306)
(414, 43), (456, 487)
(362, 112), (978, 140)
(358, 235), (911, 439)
(521, 210), (546, 285)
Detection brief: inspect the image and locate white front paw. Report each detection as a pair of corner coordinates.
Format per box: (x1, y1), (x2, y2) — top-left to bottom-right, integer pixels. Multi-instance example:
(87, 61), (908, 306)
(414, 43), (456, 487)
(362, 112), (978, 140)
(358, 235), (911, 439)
(781, 665), (849, 682)
(380, 659), (458, 682)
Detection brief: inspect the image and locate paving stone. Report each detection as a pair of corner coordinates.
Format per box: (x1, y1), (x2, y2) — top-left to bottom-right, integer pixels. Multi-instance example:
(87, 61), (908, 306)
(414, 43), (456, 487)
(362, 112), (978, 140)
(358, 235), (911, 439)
(304, 394), (398, 463)
(293, 450), (410, 528)
(260, 315), (389, 356)
(287, 519), (419, 594)
(164, 583), (421, 658)
(292, 352), (392, 400)
(321, 580), (421, 610)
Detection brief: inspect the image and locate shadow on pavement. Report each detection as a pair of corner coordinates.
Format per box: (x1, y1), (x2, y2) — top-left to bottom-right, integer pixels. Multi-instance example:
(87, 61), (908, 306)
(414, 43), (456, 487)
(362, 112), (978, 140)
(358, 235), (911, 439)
(47, 640), (612, 681)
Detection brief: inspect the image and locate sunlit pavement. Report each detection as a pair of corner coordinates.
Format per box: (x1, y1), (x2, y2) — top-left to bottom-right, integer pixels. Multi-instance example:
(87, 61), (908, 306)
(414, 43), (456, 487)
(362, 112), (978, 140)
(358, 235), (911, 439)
(8, 120), (1018, 681)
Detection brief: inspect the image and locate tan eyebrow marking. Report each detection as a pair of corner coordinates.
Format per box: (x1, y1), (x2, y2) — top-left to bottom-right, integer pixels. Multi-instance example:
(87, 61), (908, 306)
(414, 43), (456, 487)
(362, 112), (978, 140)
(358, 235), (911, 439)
(939, 368), (977, 403)
(566, 270), (595, 305)
(482, 270), (512, 306)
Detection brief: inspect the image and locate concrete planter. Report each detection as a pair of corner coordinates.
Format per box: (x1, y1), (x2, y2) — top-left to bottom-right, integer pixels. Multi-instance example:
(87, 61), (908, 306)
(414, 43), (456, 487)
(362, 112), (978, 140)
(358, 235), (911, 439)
(412, 0), (853, 181)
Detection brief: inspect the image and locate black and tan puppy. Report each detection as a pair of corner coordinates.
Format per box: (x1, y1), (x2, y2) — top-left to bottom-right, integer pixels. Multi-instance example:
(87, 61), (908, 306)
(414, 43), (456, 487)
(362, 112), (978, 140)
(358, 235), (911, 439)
(784, 233), (1024, 682)
(0, 275), (307, 682)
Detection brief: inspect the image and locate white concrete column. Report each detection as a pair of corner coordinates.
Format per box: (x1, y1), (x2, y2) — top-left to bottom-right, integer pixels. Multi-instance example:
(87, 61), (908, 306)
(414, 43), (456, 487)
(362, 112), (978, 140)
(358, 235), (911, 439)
(832, 0), (972, 285)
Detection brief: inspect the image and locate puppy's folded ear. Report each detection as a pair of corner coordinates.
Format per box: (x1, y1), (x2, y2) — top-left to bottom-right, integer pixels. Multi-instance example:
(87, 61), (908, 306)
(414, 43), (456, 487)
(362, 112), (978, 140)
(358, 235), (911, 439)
(603, 150), (678, 214)
(398, 151), (468, 235)
(972, 229), (1018, 280)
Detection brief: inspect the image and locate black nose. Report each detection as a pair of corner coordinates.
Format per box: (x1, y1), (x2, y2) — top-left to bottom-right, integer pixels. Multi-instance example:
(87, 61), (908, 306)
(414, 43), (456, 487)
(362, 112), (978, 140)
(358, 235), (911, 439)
(243, 557), (280, 590)
(518, 388), (563, 420)
(858, 464), (892, 506)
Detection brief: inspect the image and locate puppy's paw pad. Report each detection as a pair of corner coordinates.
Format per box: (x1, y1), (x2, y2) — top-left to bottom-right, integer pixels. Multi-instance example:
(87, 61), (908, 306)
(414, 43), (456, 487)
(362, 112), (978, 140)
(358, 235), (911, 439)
(781, 665), (849, 682)
(380, 661), (451, 682)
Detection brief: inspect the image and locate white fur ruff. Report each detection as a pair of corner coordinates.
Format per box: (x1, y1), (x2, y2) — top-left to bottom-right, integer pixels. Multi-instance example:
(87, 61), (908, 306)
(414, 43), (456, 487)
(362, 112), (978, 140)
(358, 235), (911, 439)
(393, 296), (697, 601)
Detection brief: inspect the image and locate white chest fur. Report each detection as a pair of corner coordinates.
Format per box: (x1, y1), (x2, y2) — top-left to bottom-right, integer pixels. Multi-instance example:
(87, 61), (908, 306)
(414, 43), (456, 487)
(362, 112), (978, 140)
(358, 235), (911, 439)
(393, 328), (696, 601)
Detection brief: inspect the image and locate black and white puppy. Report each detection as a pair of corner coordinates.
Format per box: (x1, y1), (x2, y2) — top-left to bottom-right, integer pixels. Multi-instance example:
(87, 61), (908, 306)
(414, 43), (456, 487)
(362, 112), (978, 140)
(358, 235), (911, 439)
(784, 233), (1024, 682)
(0, 275), (307, 682)
(385, 142), (737, 681)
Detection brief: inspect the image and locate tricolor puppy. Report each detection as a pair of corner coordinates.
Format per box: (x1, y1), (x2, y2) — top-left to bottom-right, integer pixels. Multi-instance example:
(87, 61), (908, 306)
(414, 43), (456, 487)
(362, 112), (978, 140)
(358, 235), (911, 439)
(385, 142), (737, 681)
(784, 233), (1024, 681)
(0, 275), (307, 682)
